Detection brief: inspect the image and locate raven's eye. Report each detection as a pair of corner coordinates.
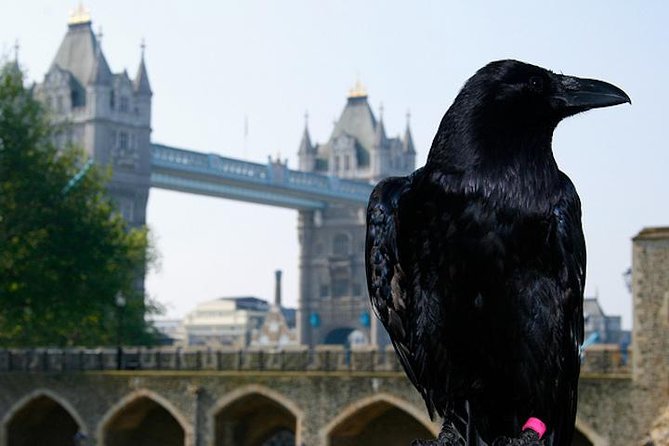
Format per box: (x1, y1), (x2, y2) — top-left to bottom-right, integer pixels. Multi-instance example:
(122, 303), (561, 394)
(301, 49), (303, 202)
(529, 76), (544, 91)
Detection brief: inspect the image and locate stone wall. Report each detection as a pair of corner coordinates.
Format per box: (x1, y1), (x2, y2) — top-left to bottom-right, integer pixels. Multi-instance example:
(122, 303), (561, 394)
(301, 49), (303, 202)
(631, 227), (669, 443)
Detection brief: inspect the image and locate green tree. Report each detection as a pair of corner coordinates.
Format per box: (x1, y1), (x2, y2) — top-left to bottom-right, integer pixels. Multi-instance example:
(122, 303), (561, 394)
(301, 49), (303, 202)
(0, 63), (158, 347)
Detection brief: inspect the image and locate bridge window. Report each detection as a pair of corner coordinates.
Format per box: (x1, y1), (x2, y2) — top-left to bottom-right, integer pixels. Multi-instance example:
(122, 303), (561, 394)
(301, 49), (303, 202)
(327, 398), (435, 446)
(332, 278), (348, 298)
(334, 156), (340, 172)
(331, 268), (349, 298)
(103, 396), (185, 446)
(117, 131), (129, 150)
(119, 96), (130, 113)
(214, 393), (297, 446)
(320, 284), (329, 298)
(6, 394), (82, 446)
(333, 234), (350, 256)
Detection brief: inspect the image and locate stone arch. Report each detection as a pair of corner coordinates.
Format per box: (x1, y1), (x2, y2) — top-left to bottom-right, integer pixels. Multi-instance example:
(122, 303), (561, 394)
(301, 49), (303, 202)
(321, 393), (438, 446)
(323, 327), (369, 346)
(208, 384), (303, 446)
(1, 388), (87, 446)
(574, 417), (608, 446)
(97, 388), (194, 446)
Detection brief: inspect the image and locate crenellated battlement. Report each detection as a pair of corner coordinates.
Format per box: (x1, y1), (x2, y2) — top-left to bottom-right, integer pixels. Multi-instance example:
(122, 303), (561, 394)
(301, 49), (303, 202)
(0, 344), (629, 375)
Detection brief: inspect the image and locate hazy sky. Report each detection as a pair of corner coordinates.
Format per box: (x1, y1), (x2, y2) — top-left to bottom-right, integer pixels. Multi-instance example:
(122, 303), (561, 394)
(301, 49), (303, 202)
(2, 1), (667, 327)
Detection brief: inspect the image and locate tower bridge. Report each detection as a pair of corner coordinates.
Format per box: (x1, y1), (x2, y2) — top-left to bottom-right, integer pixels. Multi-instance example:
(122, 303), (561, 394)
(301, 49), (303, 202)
(36, 12), (414, 348)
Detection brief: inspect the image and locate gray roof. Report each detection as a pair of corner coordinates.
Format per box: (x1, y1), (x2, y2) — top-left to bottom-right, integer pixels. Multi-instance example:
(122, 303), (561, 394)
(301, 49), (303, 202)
(51, 21), (111, 86)
(584, 297), (605, 317)
(330, 96), (378, 156)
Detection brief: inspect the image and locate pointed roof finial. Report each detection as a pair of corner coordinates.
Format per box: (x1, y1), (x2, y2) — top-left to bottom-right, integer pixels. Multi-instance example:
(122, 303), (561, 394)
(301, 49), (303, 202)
(348, 78), (367, 98)
(304, 110), (309, 128)
(406, 109), (411, 127)
(68, 2), (91, 26)
(140, 38), (146, 58)
(379, 102), (384, 120)
(13, 39), (19, 62)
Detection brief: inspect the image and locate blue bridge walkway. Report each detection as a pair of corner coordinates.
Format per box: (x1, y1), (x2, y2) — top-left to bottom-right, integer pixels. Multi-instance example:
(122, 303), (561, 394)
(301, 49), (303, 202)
(150, 144), (374, 210)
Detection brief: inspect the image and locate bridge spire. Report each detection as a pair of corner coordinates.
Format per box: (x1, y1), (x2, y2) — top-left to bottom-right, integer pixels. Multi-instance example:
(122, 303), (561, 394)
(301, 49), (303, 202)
(298, 112), (314, 155)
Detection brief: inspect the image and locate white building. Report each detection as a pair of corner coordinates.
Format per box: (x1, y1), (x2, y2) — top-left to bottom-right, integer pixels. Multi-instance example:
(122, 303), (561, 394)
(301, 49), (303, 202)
(182, 297), (269, 347)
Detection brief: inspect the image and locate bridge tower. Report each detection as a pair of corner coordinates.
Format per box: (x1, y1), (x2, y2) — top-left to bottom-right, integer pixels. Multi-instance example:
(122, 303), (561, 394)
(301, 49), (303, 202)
(297, 82), (416, 346)
(34, 7), (152, 230)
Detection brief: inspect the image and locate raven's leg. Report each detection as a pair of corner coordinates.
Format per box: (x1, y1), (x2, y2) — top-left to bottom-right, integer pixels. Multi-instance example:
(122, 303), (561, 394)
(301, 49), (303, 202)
(410, 418), (465, 446)
(491, 419), (545, 446)
(491, 429), (543, 446)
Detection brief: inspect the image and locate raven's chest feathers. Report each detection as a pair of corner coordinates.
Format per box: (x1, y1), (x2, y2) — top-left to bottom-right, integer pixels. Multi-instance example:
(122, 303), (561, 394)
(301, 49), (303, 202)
(400, 168), (567, 350)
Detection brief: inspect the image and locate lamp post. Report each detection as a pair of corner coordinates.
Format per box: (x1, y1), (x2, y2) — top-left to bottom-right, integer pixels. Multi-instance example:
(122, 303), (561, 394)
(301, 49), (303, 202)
(115, 292), (126, 370)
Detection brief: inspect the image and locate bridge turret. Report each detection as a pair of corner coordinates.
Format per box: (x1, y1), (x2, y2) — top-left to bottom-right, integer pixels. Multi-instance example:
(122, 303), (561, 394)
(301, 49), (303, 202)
(133, 43), (153, 129)
(297, 83), (414, 348)
(402, 111), (417, 171)
(369, 106), (390, 181)
(297, 115), (316, 172)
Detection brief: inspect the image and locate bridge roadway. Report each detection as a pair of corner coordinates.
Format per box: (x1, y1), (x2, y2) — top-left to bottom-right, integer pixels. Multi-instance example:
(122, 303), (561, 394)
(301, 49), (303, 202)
(150, 144), (374, 210)
(0, 346), (635, 446)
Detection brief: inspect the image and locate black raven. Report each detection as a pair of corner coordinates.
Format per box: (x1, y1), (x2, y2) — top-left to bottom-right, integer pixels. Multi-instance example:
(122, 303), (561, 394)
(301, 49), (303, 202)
(365, 60), (629, 446)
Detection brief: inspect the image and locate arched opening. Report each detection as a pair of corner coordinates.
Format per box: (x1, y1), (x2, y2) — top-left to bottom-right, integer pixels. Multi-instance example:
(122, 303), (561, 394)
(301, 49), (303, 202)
(323, 327), (368, 346)
(572, 428), (595, 446)
(5, 394), (82, 446)
(327, 398), (435, 446)
(214, 393), (297, 446)
(103, 396), (185, 446)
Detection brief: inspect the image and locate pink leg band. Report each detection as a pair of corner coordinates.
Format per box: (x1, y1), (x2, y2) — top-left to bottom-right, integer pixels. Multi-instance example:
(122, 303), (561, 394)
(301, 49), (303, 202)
(522, 417), (546, 439)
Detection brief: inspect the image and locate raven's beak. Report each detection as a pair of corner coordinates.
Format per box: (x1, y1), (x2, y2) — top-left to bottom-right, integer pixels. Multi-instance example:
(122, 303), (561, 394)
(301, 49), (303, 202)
(552, 74), (631, 116)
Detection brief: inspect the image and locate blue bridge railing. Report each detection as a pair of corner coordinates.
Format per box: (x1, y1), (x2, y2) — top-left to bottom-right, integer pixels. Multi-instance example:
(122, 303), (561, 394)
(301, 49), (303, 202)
(150, 144), (374, 210)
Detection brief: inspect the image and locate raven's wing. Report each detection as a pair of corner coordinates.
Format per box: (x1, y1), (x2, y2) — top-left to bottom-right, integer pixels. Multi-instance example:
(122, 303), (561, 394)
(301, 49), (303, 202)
(551, 173), (586, 446)
(365, 173), (452, 419)
(365, 176), (418, 384)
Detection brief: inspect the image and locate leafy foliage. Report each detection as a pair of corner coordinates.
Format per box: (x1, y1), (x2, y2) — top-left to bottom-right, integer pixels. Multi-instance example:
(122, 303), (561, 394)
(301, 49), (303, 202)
(0, 63), (158, 346)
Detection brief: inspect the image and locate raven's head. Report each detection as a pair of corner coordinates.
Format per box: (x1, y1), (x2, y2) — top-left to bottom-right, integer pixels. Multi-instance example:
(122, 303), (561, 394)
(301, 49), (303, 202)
(429, 60), (630, 168)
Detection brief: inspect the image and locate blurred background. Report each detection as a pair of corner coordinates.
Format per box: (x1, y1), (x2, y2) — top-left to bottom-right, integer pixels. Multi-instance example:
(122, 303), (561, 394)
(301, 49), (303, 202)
(0, 1), (667, 445)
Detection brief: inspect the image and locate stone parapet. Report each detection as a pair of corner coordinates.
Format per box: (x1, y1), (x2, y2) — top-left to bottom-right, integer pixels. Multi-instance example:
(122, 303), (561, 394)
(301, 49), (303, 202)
(0, 344), (630, 375)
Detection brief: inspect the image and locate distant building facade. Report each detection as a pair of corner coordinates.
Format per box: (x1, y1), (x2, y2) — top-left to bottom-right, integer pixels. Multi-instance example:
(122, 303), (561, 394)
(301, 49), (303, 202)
(297, 84), (415, 347)
(583, 297), (630, 345)
(152, 319), (186, 346)
(182, 297), (270, 347)
(251, 271), (298, 347)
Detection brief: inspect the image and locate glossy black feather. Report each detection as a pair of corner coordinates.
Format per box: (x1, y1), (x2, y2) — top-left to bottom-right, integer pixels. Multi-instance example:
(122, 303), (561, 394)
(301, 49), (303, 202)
(363, 60), (622, 446)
